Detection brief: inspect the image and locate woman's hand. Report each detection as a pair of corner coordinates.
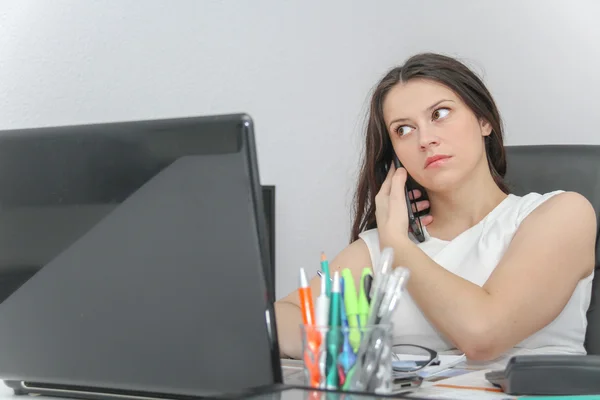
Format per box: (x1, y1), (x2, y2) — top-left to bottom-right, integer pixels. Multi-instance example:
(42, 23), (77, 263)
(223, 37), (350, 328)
(409, 189), (433, 229)
(376, 162), (431, 249)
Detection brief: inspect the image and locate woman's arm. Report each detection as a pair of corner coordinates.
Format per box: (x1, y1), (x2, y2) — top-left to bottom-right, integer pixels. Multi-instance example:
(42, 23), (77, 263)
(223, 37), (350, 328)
(274, 187), (432, 359)
(274, 239), (372, 359)
(393, 191), (596, 361)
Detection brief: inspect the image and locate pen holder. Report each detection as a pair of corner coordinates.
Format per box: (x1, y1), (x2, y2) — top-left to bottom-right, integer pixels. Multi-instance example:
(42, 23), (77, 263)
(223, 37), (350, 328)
(300, 323), (394, 394)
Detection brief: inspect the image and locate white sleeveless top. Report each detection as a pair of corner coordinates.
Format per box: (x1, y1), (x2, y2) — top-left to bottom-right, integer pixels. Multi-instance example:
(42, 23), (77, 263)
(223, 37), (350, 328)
(359, 190), (594, 368)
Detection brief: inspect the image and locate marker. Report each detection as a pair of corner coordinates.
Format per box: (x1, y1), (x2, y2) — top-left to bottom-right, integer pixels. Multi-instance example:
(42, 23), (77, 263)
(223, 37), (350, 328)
(320, 252), (332, 297)
(299, 268), (315, 326)
(299, 268), (320, 387)
(341, 269), (361, 352)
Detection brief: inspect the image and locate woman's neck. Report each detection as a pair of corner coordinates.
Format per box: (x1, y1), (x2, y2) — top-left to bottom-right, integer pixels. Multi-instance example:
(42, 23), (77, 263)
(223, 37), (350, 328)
(425, 173), (508, 241)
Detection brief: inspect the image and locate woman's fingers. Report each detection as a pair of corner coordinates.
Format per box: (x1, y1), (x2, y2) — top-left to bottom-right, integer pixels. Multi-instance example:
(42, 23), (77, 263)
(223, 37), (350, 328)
(375, 163), (395, 223)
(411, 199), (430, 213)
(408, 214), (433, 233)
(420, 214), (434, 227)
(408, 189), (422, 201)
(388, 166), (409, 223)
(379, 161), (395, 196)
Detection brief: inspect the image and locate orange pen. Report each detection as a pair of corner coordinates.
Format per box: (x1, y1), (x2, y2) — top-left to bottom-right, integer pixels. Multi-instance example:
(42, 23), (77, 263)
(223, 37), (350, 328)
(299, 268), (321, 387)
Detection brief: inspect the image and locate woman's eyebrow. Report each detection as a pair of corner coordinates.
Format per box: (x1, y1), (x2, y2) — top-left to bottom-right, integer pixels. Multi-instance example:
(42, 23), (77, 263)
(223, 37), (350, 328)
(388, 99), (455, 129)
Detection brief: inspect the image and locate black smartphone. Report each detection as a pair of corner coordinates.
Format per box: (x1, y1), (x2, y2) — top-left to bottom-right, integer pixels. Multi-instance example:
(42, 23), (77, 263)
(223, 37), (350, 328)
(393, 154), (426, 243)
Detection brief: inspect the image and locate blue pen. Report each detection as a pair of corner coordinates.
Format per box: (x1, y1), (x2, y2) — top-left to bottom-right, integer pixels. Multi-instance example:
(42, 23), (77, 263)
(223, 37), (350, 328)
(338, 277), (356, 375)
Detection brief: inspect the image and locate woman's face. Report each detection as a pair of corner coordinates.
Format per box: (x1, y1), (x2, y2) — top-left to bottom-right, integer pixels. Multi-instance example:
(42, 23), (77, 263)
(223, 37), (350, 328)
(382, 78), (492, 192)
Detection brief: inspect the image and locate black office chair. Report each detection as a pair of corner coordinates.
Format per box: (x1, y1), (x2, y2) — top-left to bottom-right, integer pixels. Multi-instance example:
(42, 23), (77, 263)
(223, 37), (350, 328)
(504, 145), (600, 354)
(261, 185), (277, 299)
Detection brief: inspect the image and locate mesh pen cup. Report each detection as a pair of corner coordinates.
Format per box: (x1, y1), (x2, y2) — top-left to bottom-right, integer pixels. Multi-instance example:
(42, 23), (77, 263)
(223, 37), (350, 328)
(300, 323), (394, 394)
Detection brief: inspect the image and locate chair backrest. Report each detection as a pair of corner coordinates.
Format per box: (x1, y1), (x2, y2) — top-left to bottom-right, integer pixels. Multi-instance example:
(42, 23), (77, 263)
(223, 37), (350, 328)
(261, 185), (276, 298)
(504, 145), (600, 354)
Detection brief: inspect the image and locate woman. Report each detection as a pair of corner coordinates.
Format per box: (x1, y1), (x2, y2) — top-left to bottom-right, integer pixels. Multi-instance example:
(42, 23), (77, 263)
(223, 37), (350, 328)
(274, 52), (596, 366)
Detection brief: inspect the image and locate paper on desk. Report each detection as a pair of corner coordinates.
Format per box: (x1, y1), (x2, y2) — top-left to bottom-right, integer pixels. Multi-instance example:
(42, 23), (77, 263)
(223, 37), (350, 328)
(393, 353), (465, 366)
(403, 370), (517, 400)
(406, 386), (516, 400)
(433, 369), (499, 390)
(393, 354), (468, 379)
(420, 354), (467, 378)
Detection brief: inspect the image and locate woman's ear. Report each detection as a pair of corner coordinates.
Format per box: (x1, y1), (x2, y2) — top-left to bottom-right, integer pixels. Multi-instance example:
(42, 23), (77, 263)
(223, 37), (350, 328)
(479, 118), (492, 137)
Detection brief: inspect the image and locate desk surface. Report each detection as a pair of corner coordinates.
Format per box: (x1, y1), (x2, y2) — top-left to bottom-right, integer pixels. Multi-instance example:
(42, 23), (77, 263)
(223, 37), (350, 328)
(0, 361), (505, 400)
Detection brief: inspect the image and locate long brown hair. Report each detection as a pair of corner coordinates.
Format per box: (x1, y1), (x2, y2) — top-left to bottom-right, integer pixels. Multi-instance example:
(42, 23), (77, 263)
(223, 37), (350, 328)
(350, 52), (509, 242)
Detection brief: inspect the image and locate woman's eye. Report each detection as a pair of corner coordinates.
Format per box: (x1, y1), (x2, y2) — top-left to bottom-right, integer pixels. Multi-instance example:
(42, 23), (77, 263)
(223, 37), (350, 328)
(432, 108), (450, 120)
(396, 125), (414, 136)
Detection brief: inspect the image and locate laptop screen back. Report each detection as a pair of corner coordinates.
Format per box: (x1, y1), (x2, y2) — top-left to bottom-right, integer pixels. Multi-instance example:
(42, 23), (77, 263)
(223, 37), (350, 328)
(0, 114), (281, 397)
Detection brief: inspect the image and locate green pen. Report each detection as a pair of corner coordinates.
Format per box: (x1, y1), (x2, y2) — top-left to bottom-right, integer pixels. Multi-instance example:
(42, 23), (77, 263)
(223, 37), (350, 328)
(358, 268), (372, 327)
(320, 252), (332, 297)
(341, 269), (361, 352)
(326, 271), (342, 390)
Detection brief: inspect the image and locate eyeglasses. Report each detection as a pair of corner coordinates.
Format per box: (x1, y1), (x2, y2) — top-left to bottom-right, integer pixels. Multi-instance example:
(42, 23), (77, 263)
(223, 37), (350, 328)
(391, 344), (440, 373)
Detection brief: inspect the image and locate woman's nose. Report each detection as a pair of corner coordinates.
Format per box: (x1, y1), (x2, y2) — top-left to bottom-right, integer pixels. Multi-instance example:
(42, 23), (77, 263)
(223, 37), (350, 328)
(418, 125), (440, 149)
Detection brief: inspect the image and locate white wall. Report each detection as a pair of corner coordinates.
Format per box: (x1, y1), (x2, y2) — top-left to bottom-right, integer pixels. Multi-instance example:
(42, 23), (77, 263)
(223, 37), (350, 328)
(1, 0), (599, 299)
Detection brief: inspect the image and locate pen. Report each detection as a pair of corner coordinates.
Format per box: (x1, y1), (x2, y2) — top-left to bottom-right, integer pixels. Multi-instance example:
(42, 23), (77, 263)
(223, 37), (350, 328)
(369, 268), (411, 392)
(316, 270), (332, 282)
(358, 268), (372, 327)
(320, 252), (332, 297)
(368, 247), (394, 302)
(340, 269), (361, 352)
(363, 273), (373, 305)
(315, 271), (330, 328)
(338, 277), (356, 376)
(299, 268), (320, 387)
(326, 271), (342, 390)
(348, 255), (411, 392)
(315, 271), (329, 387)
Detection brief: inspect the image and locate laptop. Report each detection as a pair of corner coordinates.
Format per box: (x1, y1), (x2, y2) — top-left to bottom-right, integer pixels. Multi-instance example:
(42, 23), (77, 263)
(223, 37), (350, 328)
(0, 114), (282, 399)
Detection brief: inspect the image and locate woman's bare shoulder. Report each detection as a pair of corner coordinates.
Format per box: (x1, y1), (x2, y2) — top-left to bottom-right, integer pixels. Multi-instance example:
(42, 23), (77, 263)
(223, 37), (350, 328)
(328, 237), (374, 285)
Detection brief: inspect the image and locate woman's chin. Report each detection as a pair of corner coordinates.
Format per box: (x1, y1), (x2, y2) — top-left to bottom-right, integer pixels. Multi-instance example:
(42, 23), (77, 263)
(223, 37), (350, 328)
(421, 172), (464, 193)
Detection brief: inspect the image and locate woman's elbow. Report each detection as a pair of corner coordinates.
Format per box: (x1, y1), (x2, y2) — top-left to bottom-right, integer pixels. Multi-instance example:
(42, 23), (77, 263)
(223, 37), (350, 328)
(274, 301), (303, 359)
(456, 322), (505, 362)
(462, 342), (501, 362)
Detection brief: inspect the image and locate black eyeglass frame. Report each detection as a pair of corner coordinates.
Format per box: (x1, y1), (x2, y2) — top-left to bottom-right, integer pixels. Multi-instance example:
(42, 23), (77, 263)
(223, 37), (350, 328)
(391, 344), (440, 373)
